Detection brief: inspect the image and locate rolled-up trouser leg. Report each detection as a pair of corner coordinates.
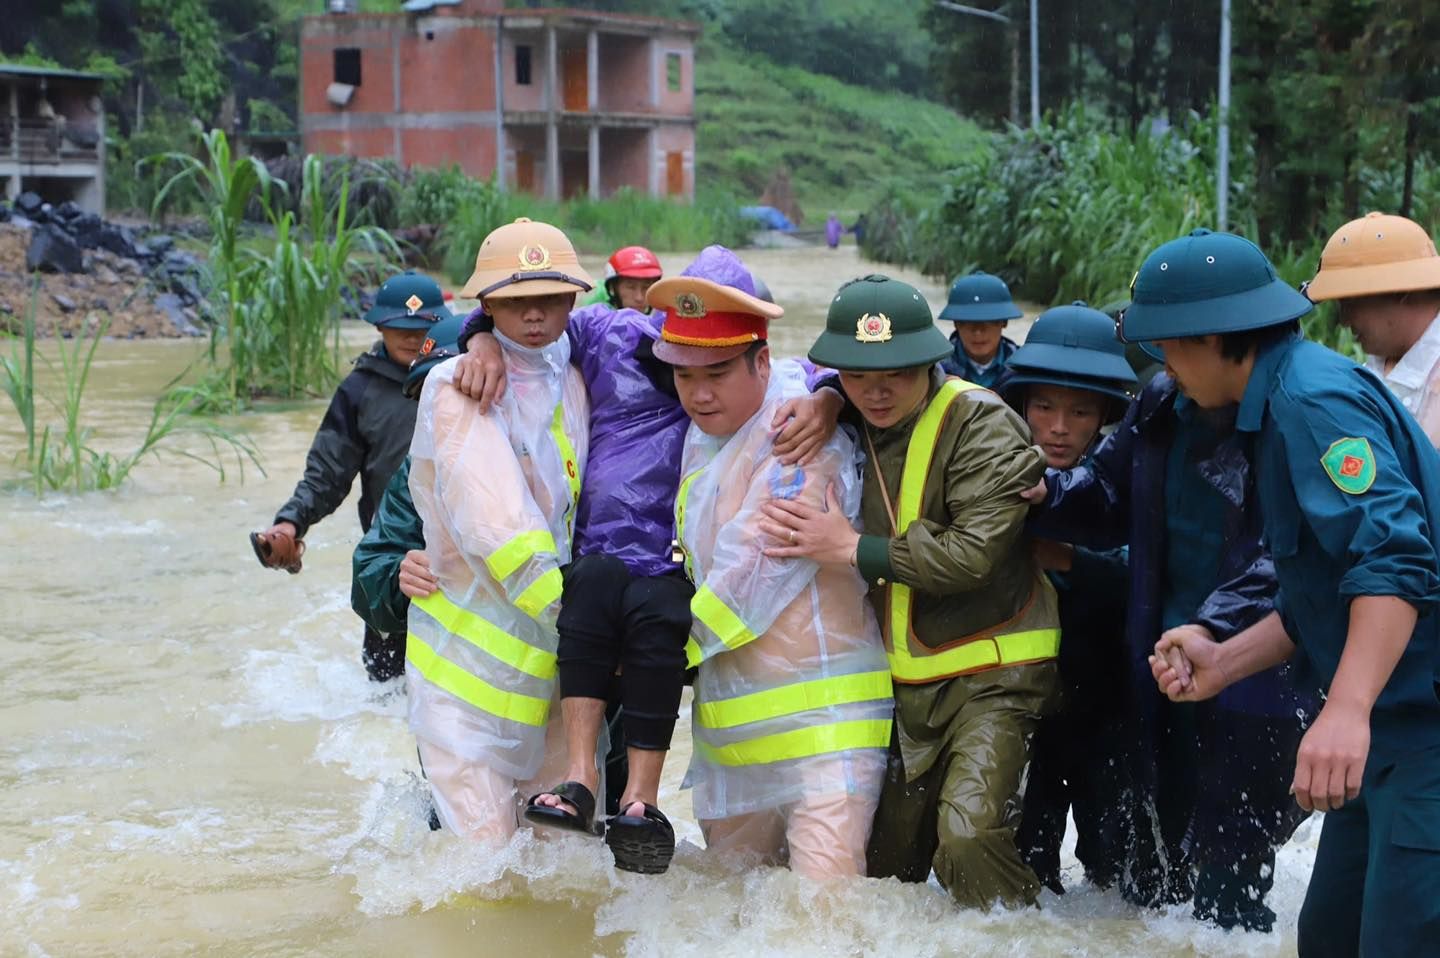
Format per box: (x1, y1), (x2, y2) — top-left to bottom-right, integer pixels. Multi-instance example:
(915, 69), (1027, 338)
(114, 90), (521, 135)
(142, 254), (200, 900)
(701, 810), (787, 867)
(931, 663), (1056, 910)
(618, 572), (694, 751)
(866, 731), (940, 883)
(786, 789), (878, 879)
(556, 554), (630, 700)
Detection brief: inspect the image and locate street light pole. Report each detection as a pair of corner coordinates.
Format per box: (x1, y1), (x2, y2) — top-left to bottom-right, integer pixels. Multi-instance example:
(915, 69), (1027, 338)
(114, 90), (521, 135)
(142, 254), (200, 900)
(1218, 0), (1231, 230)
(1030, 0), (1040, 127)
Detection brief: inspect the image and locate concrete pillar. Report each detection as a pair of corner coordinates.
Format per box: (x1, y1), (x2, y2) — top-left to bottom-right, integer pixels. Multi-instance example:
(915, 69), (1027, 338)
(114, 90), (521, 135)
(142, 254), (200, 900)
(648, 39), (658, 108)
(586, 30), (598, 112)
(545, 25), (559, 199)
(647, 128), (657, 197)
(8, 81), (17, 161)
(94, 99), (106, 213)
(588, 124), (599, 199)
(493, 20), (506, 190)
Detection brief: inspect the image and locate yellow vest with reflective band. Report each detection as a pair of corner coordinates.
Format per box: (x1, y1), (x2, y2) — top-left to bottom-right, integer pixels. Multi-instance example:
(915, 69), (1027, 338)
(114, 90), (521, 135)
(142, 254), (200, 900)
(885, 379), (1061, 684)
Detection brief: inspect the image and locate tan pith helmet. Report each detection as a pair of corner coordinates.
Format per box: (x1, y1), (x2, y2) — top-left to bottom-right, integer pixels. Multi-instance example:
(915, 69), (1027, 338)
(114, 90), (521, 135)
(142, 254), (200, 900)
(458, 217), (595, 300)
(1306, 211), (1440, 301)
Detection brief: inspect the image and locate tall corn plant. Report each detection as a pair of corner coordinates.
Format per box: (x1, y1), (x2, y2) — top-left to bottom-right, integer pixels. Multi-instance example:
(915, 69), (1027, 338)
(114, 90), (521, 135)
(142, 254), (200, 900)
(151, 129), (279, 407)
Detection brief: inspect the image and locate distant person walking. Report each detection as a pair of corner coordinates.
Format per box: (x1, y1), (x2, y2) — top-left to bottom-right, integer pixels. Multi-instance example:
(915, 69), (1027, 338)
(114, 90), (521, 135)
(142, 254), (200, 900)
(825, 213), (842, 249)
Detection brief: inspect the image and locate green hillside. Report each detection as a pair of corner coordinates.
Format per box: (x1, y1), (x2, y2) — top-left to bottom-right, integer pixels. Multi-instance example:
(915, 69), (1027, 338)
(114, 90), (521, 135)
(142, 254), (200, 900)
(695, 44), (987, 223)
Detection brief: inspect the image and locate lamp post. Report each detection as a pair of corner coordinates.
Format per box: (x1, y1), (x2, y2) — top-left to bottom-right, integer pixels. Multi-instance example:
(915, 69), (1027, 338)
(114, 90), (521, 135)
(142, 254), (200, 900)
(935, 1), (1040, 128)
(1217, 0), (1232, 230)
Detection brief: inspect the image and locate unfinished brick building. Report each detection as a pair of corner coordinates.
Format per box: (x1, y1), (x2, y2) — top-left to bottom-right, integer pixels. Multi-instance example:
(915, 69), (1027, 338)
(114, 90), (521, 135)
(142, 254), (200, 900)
(300, 0), (698, 200)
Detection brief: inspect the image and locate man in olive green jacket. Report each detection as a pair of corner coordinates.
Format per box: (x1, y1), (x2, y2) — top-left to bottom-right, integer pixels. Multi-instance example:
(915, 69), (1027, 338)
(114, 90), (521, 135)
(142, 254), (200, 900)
(763, 275), (1059, 909)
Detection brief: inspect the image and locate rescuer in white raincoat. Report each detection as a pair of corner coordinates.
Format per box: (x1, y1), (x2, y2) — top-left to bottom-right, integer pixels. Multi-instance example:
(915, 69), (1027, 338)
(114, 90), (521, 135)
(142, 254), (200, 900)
(407, 218), (592, 840)
(649, 269), (893, 878)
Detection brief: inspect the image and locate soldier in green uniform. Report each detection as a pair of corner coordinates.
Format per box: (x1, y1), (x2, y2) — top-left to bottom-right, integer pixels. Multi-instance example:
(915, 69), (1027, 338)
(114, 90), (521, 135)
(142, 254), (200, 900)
(1130, 230), (1440, 956)
(761, 275), (1059, 909)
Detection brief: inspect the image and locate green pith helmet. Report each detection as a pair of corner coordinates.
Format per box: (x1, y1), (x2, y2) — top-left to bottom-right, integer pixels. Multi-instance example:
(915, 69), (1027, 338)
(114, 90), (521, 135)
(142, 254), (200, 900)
(1000, 302), (1138, 420)
(808, 274), (951, 371)
(364, 271), (455, 330)
(1118, 229), (1312, 346)
(938, 270), (1024, 323)
(402, 314), (463, 399)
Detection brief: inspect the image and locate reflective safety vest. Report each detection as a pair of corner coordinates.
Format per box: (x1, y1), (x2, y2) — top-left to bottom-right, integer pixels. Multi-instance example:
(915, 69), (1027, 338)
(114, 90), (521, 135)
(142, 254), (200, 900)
(885, 379), (1061, 684)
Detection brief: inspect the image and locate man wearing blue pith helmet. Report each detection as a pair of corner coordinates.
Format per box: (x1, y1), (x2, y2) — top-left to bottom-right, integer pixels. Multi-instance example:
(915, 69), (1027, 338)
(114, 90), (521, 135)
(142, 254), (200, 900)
(1135, 229), (1440, 956)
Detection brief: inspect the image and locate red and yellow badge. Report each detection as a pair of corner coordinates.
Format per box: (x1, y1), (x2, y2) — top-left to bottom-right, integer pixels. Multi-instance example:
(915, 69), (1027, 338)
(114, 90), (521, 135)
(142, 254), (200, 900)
(1321, 437), (1376, 494)
(855, 312), (893, 343)
(517, 244), (552, 271)
(405, 294), (424, 315)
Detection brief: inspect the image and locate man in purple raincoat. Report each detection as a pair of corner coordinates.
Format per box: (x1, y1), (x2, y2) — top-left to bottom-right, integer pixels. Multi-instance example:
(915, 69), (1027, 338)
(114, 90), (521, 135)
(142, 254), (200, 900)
(451, 246), (841, 872)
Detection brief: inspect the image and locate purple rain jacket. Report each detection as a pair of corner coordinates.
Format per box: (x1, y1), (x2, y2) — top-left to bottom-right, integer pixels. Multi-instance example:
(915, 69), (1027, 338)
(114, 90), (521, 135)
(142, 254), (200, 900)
(461, 245), (778, 579)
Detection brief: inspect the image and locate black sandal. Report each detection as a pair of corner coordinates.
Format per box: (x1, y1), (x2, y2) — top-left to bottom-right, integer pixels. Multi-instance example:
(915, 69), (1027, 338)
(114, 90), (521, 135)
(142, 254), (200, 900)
(605, 803), (676, 874)
(523, 781), (602, 836)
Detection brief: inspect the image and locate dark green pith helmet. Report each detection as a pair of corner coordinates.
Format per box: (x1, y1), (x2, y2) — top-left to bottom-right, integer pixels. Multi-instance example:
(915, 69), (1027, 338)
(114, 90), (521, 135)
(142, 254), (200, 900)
(402, 314), (463, 399)
(1000, 302), (1138, 421)
(364, 271), (455, 330)
(808, 274), (951, 371)
(938, 270), (1024, 323)
(1118, 229), (1312, 347)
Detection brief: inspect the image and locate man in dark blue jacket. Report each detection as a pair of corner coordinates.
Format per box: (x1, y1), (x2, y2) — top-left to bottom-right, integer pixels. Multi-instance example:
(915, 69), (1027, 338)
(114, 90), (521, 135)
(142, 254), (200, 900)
(1026, 287), (1317, 929)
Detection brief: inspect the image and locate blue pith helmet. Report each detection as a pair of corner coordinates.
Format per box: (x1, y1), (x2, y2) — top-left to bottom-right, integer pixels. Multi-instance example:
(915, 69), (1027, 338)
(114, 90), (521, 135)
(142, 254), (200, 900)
(364, 271), (455, 330)
(1117, 230), (1312, 351)
(1001, 302), (1138, 421)
(938, 270), (1024, 323)
(402, 313), (463, 399)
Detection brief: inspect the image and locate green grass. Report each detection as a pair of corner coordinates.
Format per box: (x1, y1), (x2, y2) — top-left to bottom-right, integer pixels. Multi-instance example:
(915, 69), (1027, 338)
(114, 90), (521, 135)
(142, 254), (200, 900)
(695, 42), (989, 223)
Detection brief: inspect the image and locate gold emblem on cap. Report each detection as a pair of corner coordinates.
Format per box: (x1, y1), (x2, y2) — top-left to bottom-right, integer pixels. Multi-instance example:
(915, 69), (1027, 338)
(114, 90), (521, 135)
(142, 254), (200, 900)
(405, 294), (424, 315)
(675, 292), (707, 318)
(855, 312), (892, 343)
(518, 244), (552, 271)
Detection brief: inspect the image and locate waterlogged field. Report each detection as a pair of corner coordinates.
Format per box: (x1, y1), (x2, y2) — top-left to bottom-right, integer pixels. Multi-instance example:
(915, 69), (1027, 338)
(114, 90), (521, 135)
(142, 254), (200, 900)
(2, 248), (1313, 956)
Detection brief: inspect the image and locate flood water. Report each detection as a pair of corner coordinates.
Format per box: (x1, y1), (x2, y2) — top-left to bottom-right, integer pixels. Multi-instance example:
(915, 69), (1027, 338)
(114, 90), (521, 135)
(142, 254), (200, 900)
(2, 246), (1314, 956)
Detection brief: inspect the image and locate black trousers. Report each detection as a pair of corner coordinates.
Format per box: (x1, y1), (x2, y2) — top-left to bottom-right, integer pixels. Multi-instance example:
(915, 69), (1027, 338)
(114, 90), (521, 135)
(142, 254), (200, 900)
(556, 554), (693, 751)
(362, 625), (405, 682)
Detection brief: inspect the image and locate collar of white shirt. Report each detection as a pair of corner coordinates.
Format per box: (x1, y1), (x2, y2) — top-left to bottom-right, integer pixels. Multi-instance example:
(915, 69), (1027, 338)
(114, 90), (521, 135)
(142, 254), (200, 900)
(1366, 309), (1440, 410)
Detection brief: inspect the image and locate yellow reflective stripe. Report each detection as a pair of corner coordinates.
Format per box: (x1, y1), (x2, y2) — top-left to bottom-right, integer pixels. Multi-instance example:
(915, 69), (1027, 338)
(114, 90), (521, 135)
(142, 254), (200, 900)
(412, 591), (556, 679)
(887, 628), (1062, 683)
(690, 585), (756, 657)
(684, 636), (703, 670)
(550, 400), (582, 510)
(695, 670), (893, 730)
(697, 718), (892, 767)
(514, 567), (563, 619)
(485, 530), (557, 582)
(405, 632), (551, 726)
(674, 468), (703, 581)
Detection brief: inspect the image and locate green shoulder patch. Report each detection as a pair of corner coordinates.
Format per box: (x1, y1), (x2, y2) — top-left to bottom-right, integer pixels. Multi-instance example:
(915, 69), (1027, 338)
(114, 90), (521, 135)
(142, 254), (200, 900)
(1321, 437), (1377, 494)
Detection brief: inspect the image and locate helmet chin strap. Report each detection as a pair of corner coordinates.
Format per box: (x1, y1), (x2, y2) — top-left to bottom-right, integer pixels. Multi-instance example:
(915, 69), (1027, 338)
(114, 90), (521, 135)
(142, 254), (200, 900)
(476, 271), (592, 299)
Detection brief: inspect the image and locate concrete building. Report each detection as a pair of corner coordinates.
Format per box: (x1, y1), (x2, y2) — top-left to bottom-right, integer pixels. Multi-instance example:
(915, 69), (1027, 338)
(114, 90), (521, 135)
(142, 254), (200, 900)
(0, 64), (106, 213)
(300, 0), (699, 200)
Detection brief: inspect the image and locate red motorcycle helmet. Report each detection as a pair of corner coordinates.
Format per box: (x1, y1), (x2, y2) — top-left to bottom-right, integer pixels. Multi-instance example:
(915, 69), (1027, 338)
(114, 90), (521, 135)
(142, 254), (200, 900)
(603, 246), (663, 309)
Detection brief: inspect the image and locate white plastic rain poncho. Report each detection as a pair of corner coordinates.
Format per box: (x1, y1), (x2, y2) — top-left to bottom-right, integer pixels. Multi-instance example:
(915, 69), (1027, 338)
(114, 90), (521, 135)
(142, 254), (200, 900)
(407, 331), (588, 839)
(676, 360), (892, 877)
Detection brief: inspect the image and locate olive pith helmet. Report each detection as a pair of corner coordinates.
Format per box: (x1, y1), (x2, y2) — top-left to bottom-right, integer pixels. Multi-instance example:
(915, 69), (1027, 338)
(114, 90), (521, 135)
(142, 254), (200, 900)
(938, 271), (1024, 323)
(1118, 229), (1312, 345)
(363, 271), (454, 329)
(458, 217), (594, 300)
(809, 274), (951, 371)
(1305, 211), (1440, 302)
(1000, 302), (1137, 418)
(402, 313), (464, 399)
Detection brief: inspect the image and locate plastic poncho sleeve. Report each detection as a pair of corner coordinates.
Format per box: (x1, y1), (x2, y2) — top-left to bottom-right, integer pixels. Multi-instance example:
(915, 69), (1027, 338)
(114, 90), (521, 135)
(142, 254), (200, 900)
(274, 373), (368, 537)
(427, 384), (565, 624)
(888, 395), (1045, 594)
(684, 443), (843, 669)
(351, 457), (423, 635)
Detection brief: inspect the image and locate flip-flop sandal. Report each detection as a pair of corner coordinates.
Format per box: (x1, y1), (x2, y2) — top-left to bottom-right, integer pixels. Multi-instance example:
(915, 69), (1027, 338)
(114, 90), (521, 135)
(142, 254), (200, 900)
(523, 781), (602, 836)
(605, 803), (675, 875)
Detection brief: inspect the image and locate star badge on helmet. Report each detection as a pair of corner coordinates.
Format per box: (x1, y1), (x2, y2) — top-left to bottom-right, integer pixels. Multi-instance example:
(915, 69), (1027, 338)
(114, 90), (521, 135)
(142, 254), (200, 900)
(855, 312), (893, 343)
(675, 292), (707, 318)
(405, 294), (424, 315)
(518, 244), (552, 271)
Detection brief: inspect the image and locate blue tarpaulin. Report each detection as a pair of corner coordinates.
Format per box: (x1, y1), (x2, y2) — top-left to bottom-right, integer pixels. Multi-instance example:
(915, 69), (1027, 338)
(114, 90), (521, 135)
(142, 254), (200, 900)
(739, 206), (797, 231)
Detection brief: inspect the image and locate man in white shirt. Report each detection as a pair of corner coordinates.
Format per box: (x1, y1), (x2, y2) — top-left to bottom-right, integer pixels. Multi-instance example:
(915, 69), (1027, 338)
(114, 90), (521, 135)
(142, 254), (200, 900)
(1306, 211), (1440, 449)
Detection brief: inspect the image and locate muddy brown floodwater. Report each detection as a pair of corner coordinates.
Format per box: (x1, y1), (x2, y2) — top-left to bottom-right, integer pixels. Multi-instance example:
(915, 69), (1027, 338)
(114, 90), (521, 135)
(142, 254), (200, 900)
(2, 245), (1313, 957)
